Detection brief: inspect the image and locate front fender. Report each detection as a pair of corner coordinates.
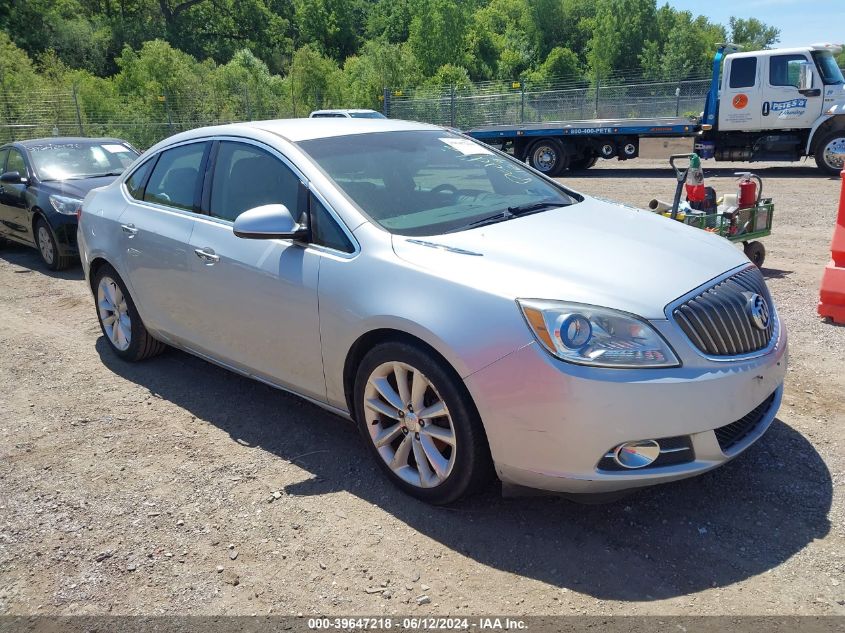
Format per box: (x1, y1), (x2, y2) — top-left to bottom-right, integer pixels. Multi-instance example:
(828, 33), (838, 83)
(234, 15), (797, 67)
(807, 113), (845, 154)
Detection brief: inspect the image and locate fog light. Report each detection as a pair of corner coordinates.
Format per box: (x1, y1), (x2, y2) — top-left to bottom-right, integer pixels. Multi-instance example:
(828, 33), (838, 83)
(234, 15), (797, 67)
(613, 440), (660, 469)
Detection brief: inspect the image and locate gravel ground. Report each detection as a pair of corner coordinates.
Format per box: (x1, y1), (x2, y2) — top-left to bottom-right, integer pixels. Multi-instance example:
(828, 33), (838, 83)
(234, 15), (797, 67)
(0, 158), (843, 616)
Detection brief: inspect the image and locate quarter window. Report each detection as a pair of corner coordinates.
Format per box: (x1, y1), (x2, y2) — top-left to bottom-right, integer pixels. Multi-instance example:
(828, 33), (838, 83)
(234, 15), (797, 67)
(125, 158), (155, 200)
(729, 57), (757, 89)
(209, 141), (300, 222)
(6, 149), (28, 177)
(310, 193), (354, 253)
(143, 142), (208, 211)
(0, 149), (8, 173)
(769, 54), (807, 88)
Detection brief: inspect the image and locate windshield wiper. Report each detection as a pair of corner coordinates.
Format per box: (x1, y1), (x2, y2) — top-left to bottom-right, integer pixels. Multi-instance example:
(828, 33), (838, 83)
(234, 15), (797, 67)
(464, 200), (565, 229)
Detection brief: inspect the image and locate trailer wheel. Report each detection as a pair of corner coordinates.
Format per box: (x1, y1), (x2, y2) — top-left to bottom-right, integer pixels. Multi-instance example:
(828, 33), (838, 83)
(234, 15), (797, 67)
(815, 131), (845, 176)
(527, 139), (568, 176)
(743, 241), (766, 268)
(621, 140), (638, 159)
(569, 155), (598, 171)
(598, 142), (617, 159)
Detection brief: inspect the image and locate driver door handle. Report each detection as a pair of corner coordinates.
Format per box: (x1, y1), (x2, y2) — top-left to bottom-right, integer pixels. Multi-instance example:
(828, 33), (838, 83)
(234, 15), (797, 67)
(194, 247), (220, 265)
(121, 223), (138, 236)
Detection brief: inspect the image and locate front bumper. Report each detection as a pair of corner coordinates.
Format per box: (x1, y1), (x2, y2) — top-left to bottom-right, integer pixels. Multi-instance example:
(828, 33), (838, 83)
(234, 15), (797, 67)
(49, 213), (79, 256)
(464, 317), (787, 494)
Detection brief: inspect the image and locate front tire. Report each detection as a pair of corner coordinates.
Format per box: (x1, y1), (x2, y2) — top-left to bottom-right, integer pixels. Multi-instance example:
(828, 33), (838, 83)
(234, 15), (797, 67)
(92, 264), (167, 361)
(35, 218), (72, 271)
(353, 342), (492, 504)
(815, 131), (845, 176)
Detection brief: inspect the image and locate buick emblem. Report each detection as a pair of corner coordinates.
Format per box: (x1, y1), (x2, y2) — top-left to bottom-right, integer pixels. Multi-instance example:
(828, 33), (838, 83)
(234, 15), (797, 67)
(746, 293), (770, 330)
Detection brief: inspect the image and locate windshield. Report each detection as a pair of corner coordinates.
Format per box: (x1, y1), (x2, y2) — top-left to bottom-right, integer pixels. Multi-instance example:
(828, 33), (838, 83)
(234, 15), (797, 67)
(28, 141), (139, 180)
(298, 130), (576, 236)
(349, 111), (386, 119)
(812, 51), (845, 85)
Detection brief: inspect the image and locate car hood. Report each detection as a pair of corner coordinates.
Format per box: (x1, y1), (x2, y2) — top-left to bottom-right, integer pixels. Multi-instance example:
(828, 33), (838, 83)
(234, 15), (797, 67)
(391, 196), (749, 319)
(41, 175), (119, 199)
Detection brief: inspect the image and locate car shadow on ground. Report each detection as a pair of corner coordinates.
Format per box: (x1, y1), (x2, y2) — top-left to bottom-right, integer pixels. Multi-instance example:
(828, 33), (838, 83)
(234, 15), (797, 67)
(0, 241), (84, 281)
(565, 164), (831, 181)
(96, 339), (832, 602)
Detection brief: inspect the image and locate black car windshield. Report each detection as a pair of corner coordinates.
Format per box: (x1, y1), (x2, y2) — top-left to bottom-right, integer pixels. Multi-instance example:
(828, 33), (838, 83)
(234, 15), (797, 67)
(27, 141), (139, 181)
(812, 51), (845, 85)
(298, 130), (576, 236)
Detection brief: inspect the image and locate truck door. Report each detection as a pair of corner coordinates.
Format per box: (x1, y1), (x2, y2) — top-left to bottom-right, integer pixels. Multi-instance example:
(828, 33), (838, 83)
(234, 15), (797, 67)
(762, 53), (823, 130)
(719, 54), (762, 131)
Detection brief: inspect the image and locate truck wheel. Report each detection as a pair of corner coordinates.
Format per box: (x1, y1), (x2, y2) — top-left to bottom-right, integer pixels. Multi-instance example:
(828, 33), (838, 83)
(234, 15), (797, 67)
(743, 241), (766, 268)
(815, 131), (845, 176)
(570, 155), (598, 171)
(527, 139), (568, 177)
(598, 142), (617, 160)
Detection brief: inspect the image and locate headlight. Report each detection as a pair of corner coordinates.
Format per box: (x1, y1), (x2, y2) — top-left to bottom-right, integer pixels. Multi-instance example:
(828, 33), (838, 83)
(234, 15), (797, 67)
(517, 299), (680, 368)
(49, 194), (83, 216)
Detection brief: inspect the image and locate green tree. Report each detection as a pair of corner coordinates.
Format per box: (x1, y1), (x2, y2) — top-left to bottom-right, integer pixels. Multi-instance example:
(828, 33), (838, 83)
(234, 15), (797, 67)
(294, 0), (362, 62)
(525, 46), (581, 84)
(586, 0), (658, 79)
(407, 0), (468, 76)
(288, 44), (344, 116)
(342, 40), (420, 107)
(729, 17), (780, 51)
(659, 12), (725, 80)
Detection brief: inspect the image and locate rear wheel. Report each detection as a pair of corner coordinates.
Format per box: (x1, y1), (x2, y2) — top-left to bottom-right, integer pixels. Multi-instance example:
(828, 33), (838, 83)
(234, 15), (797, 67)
(815, 131), (845, 176)
(743, 241), (766, 268)
(35, 218), (72, 271)
(569, 154), (598, 171)
(527, 139), (568, 177)
(93, 264), (167, 361)
(354, 342), (493, 504)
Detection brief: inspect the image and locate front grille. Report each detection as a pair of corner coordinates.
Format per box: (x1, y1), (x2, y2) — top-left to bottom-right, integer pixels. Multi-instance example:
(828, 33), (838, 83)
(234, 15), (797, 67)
(598, 435), (694, 472)
(672, 267), (776, 357)
(714, 392), (777, 452)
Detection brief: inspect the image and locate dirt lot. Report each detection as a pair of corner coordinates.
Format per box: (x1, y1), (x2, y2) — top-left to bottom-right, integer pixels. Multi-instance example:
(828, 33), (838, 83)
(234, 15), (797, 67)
(0, 158), (843, 616)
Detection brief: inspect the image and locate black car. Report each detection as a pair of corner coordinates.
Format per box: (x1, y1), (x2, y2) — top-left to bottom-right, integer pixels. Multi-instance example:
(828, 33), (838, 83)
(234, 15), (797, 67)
(0, 137), (139, 270)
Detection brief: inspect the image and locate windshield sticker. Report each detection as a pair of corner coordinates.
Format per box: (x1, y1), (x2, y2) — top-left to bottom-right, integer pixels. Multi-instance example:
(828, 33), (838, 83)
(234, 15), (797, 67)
(102, 143), (131, 153)
(440, 138), (492, 155)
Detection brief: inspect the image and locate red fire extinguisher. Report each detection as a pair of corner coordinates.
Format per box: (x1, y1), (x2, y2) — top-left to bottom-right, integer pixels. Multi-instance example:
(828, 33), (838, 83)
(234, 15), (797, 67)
(685, 153), (706, 205)
(736, 172), (762, 208)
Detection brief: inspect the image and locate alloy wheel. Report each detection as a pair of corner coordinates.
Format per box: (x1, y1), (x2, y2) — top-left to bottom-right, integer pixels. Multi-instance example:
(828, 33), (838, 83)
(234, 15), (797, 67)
(531, 145), (557, 172)
(97, 276), (132, 351)
(37, 225), (54, 265)
(363, 361), (457, 489)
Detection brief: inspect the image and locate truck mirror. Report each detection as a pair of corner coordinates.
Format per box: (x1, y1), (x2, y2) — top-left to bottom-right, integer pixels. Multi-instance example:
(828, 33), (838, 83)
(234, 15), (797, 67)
(797, 61), (814, 92)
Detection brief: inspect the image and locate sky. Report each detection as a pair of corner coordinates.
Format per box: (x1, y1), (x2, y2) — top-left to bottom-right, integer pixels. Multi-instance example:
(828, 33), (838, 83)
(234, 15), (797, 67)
(666, 0), (845, 48)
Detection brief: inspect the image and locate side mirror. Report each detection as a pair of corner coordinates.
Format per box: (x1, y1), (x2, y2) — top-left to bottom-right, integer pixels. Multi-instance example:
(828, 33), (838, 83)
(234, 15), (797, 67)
(233, 204), (309, 240)
(797, 61), (821, 96)
(0, 171), (26, 184)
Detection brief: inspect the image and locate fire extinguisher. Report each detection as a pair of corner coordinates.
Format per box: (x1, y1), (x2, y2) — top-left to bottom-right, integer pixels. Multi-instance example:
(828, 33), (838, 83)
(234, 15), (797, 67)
(736, 172), (762, 208)
(685, 153), (706, 207)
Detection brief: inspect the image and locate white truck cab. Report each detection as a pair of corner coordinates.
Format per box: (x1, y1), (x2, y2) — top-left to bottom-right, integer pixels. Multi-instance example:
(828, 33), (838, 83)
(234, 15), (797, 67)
(711, 43), (845, 174)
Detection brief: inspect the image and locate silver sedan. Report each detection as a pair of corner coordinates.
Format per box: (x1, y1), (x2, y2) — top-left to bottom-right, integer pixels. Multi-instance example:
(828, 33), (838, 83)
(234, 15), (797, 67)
(78, 119), (787, 504)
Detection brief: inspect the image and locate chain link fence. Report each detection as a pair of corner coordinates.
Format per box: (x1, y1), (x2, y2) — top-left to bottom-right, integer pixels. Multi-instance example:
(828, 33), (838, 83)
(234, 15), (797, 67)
(386, 74), (713, 129)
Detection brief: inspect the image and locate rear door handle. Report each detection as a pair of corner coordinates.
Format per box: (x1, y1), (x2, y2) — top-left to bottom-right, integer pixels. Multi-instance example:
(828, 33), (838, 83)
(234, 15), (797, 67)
(121, 223), (138, 237)
(194, 247), (220, 265)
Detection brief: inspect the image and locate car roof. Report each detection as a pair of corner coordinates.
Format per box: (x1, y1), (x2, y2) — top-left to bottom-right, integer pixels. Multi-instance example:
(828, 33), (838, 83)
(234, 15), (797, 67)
(15, 137), (130, 148)
(311, 109), (380, 114)
(152, 118), (443, 146)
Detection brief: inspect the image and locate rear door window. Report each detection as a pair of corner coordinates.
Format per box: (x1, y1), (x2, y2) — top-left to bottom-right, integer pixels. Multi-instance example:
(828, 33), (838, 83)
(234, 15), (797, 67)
(729, 57), (757, 89)
(143, 142), (208, 211)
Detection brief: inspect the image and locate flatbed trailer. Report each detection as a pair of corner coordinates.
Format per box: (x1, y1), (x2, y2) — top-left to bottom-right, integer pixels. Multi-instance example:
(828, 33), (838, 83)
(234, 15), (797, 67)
(463, 43), (845, 176)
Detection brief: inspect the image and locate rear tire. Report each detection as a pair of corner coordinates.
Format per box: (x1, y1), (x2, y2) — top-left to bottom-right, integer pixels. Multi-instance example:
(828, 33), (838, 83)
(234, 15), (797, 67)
(743, 241), (766, 268)
(92, 264), (167, 362)
(815, 131), (845, 176)
(353, 341), (493, 504)
(569, 155), (598, 171)
(35, 218), (72, 271)
(527, 138), (568, 177)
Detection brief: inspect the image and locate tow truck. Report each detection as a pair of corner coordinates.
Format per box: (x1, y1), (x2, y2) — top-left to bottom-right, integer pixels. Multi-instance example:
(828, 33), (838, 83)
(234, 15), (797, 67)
(465, 43), (845, 176)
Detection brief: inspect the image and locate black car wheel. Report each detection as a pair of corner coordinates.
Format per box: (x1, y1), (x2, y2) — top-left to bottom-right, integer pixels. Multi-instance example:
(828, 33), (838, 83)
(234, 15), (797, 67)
(35, 218), (72, 271)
